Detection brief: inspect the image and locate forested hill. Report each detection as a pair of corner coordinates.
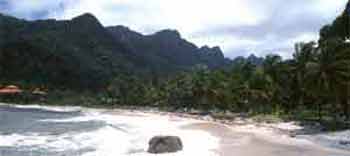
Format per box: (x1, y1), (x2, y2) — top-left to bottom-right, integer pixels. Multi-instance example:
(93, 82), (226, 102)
(0, 13), (230, 89)
(107, 26), (231, 71)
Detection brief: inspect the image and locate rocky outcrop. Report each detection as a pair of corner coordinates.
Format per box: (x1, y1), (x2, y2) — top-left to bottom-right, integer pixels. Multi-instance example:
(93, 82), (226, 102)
(198, 46), (231, 68)
(147, 136), (183, 154)
(107, 26), (230, 70)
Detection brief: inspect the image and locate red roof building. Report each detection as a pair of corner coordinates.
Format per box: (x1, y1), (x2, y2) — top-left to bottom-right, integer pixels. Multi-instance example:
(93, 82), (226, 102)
(0, 85), (23, 94)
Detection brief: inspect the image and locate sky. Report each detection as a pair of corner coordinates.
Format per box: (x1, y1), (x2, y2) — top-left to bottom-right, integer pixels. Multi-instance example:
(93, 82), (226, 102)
(0, 0), (347, 58)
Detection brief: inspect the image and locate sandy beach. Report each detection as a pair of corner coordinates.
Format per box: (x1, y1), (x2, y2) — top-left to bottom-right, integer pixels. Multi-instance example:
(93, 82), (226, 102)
(1, 104), (350, 156)
(184, 122), (350, 156)
(105, 108), (350, 156)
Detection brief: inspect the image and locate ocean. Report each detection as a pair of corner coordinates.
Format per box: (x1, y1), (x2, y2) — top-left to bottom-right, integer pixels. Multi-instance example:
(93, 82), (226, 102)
(0, 104), (219, 156)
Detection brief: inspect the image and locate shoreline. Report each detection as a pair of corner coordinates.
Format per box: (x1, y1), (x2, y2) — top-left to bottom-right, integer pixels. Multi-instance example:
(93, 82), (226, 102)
(2, 103), (350, 155)
(183, 123), (350, 156)
(0, 102), (346, 134)
(102, 107), (350, 156)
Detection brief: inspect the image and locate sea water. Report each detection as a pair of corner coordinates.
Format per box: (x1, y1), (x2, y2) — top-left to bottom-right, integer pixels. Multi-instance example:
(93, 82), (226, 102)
(0, 104), (219, 156)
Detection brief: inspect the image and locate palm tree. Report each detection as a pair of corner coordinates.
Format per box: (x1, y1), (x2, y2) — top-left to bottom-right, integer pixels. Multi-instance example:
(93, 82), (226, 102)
(306, 38), (350, 120)
(263, 54), (284, 112)
(263, 54), (282, 80)
(288, 42), (316, 112)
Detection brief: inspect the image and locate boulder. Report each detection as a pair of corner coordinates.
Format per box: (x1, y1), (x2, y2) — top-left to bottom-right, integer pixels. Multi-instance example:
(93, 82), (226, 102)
(340, 140), (350, 145)
(147, 136), (183, 154)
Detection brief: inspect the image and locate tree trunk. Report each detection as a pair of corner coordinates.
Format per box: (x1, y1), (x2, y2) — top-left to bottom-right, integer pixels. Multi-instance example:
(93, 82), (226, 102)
(342, 93), (349, 120)
(344, 102), (349, 120)
(339, 84), (349, 120)
(318, 101), (323, 121)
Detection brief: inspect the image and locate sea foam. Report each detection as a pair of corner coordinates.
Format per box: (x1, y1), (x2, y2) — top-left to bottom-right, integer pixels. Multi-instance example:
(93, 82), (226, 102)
(0, 106), (219, 156)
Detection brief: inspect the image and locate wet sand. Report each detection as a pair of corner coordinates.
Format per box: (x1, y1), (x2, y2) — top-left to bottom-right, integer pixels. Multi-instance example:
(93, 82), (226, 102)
(105, 108), (350, 156)
(5, 104), (348, 156)
(183, 123), (350, 156)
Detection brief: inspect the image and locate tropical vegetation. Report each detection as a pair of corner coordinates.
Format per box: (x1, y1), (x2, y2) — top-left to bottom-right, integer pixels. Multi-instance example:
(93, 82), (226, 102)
(0, 1), (350, 126)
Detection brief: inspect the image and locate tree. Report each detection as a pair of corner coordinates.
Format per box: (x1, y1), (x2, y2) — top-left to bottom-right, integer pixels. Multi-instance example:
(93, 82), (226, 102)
(289, 42), (316, 110)
(306, 38), (350, 120)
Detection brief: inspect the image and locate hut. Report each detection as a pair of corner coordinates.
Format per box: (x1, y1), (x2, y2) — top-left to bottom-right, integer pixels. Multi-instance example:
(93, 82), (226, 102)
(0, 85), (23, 94)
(32, 88), (47, 96)
(0, 85), (23, 102)
(31, 88), (48, 102)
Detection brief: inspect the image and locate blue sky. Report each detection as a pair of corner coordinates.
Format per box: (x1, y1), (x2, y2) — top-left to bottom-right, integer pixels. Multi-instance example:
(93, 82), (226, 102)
(0, 0), (347, 58)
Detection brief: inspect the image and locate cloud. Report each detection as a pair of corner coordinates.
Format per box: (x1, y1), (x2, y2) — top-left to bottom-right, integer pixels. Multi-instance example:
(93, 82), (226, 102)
(52, 0), (263, 34)
(0, 0), (347, 58)
(0, 0), (66, 19)
(187, 0), (346, 58)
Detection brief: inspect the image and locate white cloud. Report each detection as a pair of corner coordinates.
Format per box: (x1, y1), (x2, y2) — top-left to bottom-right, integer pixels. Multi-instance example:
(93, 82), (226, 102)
(4, 0), (63, 19)
(1, 0), (347, 58)
(54, 0), (263, 34)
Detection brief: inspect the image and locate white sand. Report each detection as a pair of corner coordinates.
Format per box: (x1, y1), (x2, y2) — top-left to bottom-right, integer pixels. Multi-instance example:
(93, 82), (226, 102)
(184, 122), (350, 156)
(1, 104), (350, 156)
(0, 104), (220, 156)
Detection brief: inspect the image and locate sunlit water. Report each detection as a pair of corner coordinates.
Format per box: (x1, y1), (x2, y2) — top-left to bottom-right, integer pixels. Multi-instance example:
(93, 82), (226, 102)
(0, 104), (219, 156)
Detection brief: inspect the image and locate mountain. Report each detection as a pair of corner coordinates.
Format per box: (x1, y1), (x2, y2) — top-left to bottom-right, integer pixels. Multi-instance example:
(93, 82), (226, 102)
(246, 54), (264, 66)
(198, 46), (231, 68)
(0, 13), (137, 89)
(107, 26), (230, 72)
(231, 54), (264, 66)
(0, 13), (230, 89)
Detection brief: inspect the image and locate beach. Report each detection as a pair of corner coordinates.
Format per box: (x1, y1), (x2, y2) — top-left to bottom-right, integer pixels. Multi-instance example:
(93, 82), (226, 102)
(1, 104), (350, 156)
(184, 122), (350, 156)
